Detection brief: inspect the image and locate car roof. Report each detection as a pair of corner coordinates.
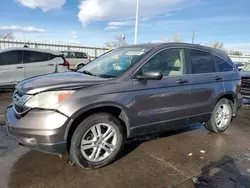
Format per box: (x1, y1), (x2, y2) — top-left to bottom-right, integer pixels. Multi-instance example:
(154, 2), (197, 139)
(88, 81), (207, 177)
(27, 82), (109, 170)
(0, 47), (61, 55)
(123, 42), (230, 61)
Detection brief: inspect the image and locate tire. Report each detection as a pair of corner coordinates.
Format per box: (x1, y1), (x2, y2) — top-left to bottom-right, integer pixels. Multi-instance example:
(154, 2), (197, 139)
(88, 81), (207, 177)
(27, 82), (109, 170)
(69, 113), (125, 169)
(205, 98), (233, 133)
(77, 64), (85, 70)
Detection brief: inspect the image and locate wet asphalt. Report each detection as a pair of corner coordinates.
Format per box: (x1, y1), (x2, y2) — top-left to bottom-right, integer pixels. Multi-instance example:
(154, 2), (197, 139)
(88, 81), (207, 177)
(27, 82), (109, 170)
(1, 92), (250, 188)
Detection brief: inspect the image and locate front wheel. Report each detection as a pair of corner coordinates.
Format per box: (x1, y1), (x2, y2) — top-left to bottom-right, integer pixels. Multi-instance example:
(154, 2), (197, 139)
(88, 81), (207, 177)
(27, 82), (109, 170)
(77, 64), (85, 70)
(205, 98), (233, 133)
(69, 113), (124, 169)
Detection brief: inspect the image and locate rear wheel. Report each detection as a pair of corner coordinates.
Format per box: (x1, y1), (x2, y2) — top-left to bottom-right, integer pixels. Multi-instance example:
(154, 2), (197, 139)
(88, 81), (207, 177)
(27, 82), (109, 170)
(205, 98), (233, 133)
(69, 113), (124, 169)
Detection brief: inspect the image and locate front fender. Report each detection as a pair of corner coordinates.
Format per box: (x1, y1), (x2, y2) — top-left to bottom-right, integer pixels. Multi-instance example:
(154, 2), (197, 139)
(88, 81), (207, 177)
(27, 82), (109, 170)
(63, 102), (131, 140)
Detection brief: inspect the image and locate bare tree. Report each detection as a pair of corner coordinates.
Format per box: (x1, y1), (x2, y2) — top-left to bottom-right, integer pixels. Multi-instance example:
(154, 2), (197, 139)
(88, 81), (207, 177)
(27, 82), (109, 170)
(228, 50), (242, 56)
(210, 41), (228, 53)
(0, 32), (15, 40)
(163, 33), (184, 43)
(211, 41), (224, 49)
(105, 35), (127, 49)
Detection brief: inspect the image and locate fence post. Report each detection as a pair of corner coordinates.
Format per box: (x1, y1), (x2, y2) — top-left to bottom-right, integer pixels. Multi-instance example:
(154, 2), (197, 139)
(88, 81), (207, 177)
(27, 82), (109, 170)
(94, 47), (97, 58)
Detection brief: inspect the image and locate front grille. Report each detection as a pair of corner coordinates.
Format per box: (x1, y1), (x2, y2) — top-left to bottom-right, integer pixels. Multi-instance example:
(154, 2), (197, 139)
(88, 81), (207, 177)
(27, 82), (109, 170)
(242, 77), (250, 88)
(12, 90), (31, 118)
(241, 77), (250, 98)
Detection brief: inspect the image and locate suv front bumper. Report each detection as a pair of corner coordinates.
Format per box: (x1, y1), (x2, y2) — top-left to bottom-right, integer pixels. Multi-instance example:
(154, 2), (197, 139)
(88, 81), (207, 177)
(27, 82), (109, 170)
(5, 105), (69, 155)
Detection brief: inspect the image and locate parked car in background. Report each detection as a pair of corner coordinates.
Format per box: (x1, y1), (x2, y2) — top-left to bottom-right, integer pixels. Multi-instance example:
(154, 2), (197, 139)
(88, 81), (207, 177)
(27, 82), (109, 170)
(240, 63), (250, 99)
(0, 48), (70, 88)
(61, 51), (91, 70)
(234, 62), (245, 71)
(6, 43), (242, 169)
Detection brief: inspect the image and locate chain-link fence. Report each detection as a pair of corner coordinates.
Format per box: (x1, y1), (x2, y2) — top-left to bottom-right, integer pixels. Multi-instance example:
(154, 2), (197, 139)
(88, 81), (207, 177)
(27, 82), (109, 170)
(0, 39), (109, 58)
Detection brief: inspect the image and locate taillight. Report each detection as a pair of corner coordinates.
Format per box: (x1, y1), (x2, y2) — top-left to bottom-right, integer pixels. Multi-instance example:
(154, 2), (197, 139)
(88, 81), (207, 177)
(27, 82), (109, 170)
(88, 57), (91, 62)
(64, 60), (70, 66)
(60, 60), (69, 68)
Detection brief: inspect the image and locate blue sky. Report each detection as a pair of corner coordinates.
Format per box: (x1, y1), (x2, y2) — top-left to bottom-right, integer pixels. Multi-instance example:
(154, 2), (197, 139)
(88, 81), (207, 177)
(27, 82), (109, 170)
(0, 0), (250, 54)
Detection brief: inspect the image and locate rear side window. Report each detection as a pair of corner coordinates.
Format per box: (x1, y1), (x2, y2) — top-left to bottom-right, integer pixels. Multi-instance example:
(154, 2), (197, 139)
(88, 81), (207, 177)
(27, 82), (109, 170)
(24, 51), (51, 63)
(64, 52), (77, 58)
(189, 50), (215, 74)
(61, 52), (69, 58)
(0, 51), (23, 65)
(214, 56), (233, 72)
(77, 53), (87, 59)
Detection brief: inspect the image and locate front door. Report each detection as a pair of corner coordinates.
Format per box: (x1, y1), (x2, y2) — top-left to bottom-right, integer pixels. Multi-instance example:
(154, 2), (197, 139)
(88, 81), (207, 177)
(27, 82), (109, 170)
(0, 50), (25, 86)
(130, 48), (191, 134)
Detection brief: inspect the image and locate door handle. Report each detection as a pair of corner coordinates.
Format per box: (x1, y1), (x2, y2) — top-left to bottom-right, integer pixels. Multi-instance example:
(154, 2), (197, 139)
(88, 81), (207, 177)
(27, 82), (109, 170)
(215, 76), (222, 81)
(16, 66), (23, 69)
(177, 79), (188, 84)
(48, 63), (54, 66)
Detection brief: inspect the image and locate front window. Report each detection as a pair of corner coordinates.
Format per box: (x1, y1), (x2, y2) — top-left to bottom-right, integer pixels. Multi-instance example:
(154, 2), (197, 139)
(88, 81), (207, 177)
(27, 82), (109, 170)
(77, 47), (150, 78)
(242, 63), (250, 72)
(1, 51), (23, 65)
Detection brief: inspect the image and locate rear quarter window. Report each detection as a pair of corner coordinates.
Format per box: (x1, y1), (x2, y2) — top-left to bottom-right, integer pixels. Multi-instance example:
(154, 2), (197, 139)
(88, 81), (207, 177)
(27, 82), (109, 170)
(214, 55), (233, 72)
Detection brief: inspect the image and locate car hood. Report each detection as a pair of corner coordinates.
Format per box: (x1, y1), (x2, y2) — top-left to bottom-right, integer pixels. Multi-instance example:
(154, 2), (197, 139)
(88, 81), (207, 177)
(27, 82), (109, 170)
(16, 72), (109, 94)
(240, 71), (250, 78)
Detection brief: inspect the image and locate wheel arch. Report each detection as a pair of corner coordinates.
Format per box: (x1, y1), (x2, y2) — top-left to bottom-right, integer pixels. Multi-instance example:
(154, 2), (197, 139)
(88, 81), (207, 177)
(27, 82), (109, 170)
(64, 103), (131, 151)
(213, 92), (236, 114)
(76, 62), (87, 68)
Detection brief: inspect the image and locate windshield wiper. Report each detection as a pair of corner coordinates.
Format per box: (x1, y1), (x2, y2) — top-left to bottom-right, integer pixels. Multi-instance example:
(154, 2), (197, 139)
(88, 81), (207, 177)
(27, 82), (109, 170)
(81, 70), (96, 77)
(99, 74), (116, 78)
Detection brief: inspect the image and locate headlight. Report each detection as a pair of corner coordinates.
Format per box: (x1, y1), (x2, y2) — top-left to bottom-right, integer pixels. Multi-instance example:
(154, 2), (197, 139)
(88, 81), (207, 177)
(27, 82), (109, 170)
(25, 90), (74, 109)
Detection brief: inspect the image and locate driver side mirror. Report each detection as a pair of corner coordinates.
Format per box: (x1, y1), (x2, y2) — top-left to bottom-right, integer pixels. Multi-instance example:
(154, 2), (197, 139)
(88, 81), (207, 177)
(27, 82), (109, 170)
(136, 70), (163, 80)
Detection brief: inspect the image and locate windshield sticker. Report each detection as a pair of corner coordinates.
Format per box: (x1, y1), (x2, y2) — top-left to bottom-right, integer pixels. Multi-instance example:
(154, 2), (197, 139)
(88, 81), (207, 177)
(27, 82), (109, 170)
(125, 51), (145, 56)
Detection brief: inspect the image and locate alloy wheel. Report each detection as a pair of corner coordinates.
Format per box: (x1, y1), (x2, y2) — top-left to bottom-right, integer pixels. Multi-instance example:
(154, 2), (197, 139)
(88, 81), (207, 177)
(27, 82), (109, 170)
(80, 123), (117, 162)
(215, 104), (231, 129)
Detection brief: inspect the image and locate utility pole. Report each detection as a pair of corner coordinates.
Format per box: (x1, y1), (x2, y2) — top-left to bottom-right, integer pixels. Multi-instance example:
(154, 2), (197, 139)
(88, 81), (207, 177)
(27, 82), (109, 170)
(192, 30), (195, 44)
(134, 0), (139, 44)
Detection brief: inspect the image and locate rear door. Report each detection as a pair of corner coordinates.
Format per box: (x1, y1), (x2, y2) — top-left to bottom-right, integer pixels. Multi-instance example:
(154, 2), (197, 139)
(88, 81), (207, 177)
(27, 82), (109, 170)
(130, 48), (192, 133)
(23, 50), (59, 78)
(214, 55), (237, 89)
(187, 49), (224, 124)
(0, 50), (25, 86)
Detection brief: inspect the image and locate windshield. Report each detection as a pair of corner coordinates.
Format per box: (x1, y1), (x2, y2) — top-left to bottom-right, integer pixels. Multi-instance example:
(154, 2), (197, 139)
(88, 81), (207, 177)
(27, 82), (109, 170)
(242, 63), (250, 72)
(77, 47), (150, 78)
